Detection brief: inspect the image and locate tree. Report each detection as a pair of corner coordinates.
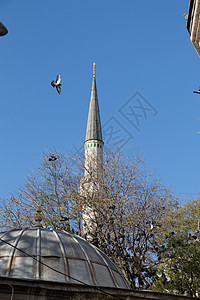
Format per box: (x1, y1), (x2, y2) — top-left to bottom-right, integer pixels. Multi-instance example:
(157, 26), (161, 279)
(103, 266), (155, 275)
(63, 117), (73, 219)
(153, 199), (200, 297)
(0, 148), (177, 289)
(174, 199), (200, 233)
(0, 149), (82, 232)
(78, 149), (178, 289)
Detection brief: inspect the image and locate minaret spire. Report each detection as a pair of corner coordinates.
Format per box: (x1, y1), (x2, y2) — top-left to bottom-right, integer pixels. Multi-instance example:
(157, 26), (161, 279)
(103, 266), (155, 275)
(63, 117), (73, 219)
(85, 63), (103, 143)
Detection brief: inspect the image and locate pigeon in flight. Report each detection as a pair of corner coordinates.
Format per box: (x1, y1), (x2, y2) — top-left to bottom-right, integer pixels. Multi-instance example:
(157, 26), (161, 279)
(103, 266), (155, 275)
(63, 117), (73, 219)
(193, 88), (200, 94)
(49, 154), (57, 162)
(51, 74), (61, 94)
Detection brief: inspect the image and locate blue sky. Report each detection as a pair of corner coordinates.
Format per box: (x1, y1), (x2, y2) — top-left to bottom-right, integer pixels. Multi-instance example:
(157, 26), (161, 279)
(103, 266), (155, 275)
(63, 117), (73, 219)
(0, 0), (199, 203)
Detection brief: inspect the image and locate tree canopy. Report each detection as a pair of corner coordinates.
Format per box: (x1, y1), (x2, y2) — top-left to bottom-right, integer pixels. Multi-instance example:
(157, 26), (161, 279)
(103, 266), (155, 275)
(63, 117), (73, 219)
(153, 199), (200, 297)
(0, 148), (178, 289)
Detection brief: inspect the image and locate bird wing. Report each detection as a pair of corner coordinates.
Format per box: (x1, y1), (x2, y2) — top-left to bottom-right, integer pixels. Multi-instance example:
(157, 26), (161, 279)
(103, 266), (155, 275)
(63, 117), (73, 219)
(56, 85), (61, 94)
(193, 91), (198, 94)
(56, 74), (61, 85)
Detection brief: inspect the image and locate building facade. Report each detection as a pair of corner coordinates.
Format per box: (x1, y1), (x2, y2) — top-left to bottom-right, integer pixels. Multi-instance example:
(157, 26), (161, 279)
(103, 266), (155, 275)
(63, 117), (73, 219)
(187, 0), (200, 56)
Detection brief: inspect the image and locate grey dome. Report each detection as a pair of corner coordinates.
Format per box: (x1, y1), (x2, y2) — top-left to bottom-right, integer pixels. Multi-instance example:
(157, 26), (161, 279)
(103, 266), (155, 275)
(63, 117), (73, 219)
(0, 228), (129, 289)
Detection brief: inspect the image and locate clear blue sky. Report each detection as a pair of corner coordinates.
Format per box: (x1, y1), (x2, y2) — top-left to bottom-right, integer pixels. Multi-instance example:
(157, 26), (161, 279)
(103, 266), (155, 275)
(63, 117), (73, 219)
(0, 0), (199, 203)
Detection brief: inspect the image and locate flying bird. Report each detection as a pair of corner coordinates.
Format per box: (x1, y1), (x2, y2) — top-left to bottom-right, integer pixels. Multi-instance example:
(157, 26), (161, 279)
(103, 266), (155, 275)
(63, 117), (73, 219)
(193, 88), (200, 94)
(51, 74), (61, 94)
(48, 154), (57, 161)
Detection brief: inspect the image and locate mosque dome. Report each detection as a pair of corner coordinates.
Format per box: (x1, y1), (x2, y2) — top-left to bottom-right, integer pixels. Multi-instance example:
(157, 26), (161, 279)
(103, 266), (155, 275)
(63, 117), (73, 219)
(0, 227), (129, 289)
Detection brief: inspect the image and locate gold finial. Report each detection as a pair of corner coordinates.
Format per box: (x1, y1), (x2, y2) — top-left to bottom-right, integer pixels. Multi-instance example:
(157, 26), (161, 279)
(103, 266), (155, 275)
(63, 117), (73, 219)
(93, 62), (95, 78)
(34, 201), (43, 227)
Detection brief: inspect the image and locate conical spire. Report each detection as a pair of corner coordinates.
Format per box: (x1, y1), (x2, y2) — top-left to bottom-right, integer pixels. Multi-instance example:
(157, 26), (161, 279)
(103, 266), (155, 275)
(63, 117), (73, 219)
(85, 63), (103, 143)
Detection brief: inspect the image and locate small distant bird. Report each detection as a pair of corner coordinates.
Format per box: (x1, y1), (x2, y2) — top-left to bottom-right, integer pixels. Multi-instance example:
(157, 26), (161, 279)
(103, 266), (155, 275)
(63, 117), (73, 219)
(193, 88), (200, 94)
(49, 154), (57, 162)
(51, 74), (61, 94)
(60, 215), (70, 222)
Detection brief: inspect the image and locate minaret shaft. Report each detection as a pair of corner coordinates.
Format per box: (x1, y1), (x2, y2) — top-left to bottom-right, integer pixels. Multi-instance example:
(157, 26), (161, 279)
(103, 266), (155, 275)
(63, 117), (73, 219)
(84, 140), (103, 180)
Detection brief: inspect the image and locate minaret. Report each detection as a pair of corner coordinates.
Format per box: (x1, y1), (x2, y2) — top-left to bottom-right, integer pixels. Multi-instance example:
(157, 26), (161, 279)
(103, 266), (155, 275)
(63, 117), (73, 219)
(81, 63), (104, 243)
(84, 63), (104, 180)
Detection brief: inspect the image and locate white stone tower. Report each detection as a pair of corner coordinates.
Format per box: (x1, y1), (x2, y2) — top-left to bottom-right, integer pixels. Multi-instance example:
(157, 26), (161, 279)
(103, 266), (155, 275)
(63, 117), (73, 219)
(81, 63), (104, 243)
